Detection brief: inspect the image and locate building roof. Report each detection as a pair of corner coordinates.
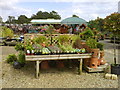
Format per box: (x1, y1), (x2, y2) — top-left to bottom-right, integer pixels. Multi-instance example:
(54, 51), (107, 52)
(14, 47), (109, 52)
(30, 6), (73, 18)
(31, 19), (61, 24)
(61, 17), (87, 25)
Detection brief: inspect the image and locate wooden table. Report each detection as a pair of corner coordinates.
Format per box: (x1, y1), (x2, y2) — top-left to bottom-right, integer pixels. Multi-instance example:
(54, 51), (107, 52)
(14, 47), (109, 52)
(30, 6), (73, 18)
(25, 53), (92, 78)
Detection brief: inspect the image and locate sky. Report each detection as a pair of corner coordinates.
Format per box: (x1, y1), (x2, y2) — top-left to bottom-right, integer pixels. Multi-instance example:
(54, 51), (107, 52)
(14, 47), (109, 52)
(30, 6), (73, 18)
(0, 0), (119, 22)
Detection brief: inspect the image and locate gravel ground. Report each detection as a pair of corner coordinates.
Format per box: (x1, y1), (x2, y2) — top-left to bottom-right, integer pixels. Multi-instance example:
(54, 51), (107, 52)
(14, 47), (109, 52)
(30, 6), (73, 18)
(1, 40), (119, 88)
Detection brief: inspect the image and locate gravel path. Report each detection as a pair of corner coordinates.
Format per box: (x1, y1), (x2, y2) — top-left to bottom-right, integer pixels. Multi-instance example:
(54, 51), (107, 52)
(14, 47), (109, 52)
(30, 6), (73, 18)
(1, 41), (119, 88)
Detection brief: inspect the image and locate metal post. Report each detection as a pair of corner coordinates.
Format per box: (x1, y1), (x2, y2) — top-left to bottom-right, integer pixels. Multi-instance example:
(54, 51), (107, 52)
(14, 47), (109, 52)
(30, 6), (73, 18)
(114, 36), (116, 64)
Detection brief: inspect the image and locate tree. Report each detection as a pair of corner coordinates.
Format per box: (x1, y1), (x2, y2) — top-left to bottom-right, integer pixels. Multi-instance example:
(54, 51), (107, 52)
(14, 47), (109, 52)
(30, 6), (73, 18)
(104, 12), (120, 65)
(31, 10), (61, 19)
(104, 12), (120, 34)
(49, 11), (61, 19)
(17, 15), (30, 24)
(1, 26), (14, 38)
(72, 14), (79, 18)
(6, 16), (16, 24)
(88, 17), (104, 32)
(0, 16), (2, 23)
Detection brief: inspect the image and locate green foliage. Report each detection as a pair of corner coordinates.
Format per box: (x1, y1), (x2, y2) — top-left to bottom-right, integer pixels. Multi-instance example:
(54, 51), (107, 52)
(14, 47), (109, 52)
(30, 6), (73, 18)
(97, 43), (104, 51)
(88, 17), (104, 32)
(45, 25), (56, 34)
(59, 44), (75, 52)
(5, 16), (16, 24)
(6, 54), (17, 64)
(25, 45), (33, 50)
(104, 12), (120, 34)
(33, 36), (47, 44)
(72, 14), (79, 18)
(18, 51), (25, 64)
(0, 26), (14, 38)
(80, 27), (94, 40)
(57, 35), (70, 45)
(71, 35), (80, 44)
(86, 38), (98, 49)
(15, 43), (24, 51)
(17, 15), (30, 24)
(31, 10), (61, 19)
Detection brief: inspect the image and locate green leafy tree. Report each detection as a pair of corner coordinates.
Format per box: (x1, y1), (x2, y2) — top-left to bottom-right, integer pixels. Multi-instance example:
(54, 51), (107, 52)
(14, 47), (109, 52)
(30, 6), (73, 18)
(72, 14), (79, 18)
(49, 11), (61, 19)
(104, 12), (120, 34)
(1, 26), (14, 38)
(6, 16), (16, 24)
(31, 10), (61, 19)
(0, 16), (2, 23)
(104, 12), (120, 65)
(18, 15), (30, 24)
(88, 17), (104, 32)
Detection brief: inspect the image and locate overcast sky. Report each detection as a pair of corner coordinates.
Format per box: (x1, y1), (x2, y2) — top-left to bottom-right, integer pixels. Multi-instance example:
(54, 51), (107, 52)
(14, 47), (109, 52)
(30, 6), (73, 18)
(0, 0), (119, 22)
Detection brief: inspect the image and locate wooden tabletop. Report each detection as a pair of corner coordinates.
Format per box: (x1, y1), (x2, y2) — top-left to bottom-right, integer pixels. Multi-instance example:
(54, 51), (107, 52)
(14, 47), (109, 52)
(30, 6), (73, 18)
(25, 53), (92, 61)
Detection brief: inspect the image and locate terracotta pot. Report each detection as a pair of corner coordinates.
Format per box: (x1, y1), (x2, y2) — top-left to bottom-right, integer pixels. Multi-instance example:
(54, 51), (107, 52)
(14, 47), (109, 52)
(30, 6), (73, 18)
(90, 49), (99, 58)
(100, 51), (104, 57)
(97, 59), (101, 66)
(99, 51), (106, 65)
(41, 61), (49, 69)
(100, 59), (106, 65)
(56, 61), (64, 68)
(90, 57), (98, 68)
(84, 58), (90, 66)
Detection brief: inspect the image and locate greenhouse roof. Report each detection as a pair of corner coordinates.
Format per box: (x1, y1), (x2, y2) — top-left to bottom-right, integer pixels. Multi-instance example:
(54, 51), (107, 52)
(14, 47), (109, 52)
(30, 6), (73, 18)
(61, 17), (87, 25)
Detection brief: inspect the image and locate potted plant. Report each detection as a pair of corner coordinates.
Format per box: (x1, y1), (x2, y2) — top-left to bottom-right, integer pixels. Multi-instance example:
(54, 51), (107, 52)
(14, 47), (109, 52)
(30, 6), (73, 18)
(6, 54), (22, 69)
(33, 36), (50, 69)
(97, 43), (105, 66)
(25, 45), (33, 55)
(79, 27), (94, 40)
(18, 51), (26, 67)
(6, 54), (17, 64)
(86, 38), (99, 68)
(15, 42), (25, 51)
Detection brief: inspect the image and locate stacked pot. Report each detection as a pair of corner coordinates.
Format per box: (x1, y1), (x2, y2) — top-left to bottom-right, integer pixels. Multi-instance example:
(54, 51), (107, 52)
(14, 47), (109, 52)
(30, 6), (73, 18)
(90, 48), (99, 68)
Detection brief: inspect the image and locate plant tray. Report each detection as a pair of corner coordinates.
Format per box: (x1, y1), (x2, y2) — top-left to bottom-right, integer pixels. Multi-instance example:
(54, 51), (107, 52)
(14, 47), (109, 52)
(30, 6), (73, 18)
(84, 63), (108, 72)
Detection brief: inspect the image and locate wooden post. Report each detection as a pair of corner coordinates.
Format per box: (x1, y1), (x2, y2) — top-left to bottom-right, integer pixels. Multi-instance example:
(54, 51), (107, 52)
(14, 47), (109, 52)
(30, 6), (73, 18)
(79, 58), (83, 75)
(36, 61), (40, 78)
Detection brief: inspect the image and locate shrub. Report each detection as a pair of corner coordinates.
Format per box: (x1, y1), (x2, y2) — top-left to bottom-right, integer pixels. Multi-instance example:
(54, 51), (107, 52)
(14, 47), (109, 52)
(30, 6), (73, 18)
(1, 26), (14, 38)
(18, 51), (25, 64)
(57, 35), (71, 45)
(33, 36), (47, 44)
(6, 54), (17, 64)
(15, 43), (24, 51)
(86, 38), (98, 49)
(80, 27), (94, 40)
(97, 43), (104, 51)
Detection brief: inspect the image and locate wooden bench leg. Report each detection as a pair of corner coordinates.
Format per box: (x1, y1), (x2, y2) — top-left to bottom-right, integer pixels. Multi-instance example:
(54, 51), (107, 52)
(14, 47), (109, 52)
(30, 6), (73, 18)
(36, 61), (40, 78)
(79, 58), (83, 75)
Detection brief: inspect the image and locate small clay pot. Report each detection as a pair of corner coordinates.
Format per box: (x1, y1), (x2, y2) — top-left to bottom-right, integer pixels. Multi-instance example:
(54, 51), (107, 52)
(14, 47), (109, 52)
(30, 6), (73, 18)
(97, 59), (101, 66)
(99, 51), (106, 65)
(100, 51), (104, 57)
(90, 49), (99, 58)
(100, 59), (106, 65)
(90, 57), (98, 68)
